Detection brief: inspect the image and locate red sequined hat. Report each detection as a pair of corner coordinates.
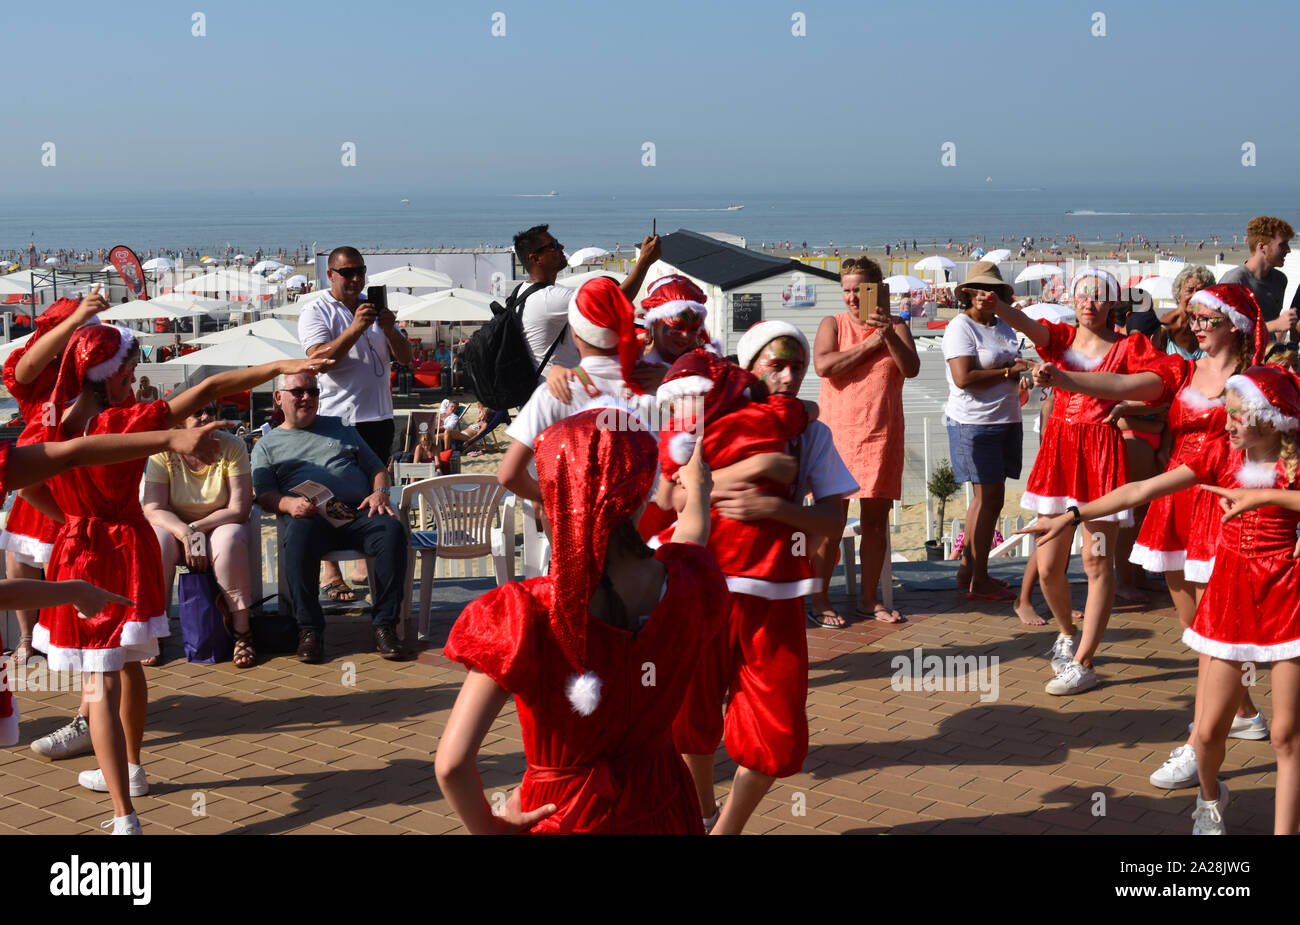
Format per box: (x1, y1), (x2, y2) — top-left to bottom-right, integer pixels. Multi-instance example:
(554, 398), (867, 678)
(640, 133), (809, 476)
(44, 324), (135, 437)
(1191, 283), (1267, 365)
(567, 277), (645, 394)
(533, 408), (658, 713)
(1226, 365), (1300, 433)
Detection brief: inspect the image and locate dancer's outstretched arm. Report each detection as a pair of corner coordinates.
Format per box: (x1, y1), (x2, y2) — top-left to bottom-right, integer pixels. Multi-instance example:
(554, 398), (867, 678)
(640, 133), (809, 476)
(0, 578), (131, 618)
(1018, 464), (1198, 545)
(163, 358), (331, 425)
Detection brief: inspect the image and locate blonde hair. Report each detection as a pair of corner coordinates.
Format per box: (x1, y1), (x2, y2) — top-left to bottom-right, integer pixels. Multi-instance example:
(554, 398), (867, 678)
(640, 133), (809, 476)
(839, 256), (882, 283)
(1282, 432), (1299, 485)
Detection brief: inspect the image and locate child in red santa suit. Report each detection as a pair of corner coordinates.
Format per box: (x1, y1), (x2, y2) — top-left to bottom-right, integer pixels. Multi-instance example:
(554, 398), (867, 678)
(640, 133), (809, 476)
(656, 347), (840, 833)
(1021, 364), (1300, 835)
(437, 408), (727, 834)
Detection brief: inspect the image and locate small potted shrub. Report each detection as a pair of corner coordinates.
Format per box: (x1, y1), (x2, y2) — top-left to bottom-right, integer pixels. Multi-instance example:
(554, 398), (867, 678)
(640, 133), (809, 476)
(926, 458), (959, 561)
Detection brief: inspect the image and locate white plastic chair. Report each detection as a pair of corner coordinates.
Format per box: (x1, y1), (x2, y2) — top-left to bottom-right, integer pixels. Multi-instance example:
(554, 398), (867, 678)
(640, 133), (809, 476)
(840, 517), (893, 611)
(398, 475), (513, 641)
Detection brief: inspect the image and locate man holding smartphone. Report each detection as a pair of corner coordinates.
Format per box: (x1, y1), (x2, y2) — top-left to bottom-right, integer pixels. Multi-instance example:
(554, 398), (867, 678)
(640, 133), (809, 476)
(298, 245), (412, 600)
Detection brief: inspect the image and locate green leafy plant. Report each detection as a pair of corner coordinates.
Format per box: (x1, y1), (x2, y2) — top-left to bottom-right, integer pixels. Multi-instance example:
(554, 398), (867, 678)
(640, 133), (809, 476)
(927, 458), (959, 539)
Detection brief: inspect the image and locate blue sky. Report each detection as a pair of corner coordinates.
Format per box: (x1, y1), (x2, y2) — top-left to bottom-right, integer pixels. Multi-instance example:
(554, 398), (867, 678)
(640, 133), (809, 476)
(3, 0), (1297, 195)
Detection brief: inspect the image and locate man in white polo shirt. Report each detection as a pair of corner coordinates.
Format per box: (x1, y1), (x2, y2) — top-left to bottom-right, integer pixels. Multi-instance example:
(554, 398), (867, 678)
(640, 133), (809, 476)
(298, 245), (412, 598)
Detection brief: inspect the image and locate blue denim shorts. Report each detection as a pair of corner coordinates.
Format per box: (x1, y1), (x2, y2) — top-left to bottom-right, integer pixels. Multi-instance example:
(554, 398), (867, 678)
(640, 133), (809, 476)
(945, 418), (1023, 484)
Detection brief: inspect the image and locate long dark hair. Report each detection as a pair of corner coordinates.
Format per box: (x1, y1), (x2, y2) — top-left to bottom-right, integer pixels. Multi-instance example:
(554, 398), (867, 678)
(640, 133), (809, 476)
(589, 519), (656, 631)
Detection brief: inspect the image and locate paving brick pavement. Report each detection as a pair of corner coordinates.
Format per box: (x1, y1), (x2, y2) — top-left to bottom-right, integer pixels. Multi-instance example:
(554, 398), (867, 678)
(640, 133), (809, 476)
(0, 574), (1279, 835)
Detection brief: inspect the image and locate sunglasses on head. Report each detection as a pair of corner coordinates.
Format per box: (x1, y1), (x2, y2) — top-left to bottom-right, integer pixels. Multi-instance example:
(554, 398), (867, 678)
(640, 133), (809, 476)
(281, 387), (320, 399)
(841, 258), (874, 272)
(329, 265), (366, 279)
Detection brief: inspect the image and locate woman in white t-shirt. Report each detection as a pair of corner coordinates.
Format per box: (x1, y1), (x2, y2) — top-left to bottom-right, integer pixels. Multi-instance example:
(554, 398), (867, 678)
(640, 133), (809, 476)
(942, 262), (1031, 601)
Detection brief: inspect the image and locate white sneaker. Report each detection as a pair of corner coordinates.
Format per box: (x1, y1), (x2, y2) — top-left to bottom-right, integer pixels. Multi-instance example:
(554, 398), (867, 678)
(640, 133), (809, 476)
(1045, 661), (1098, 695)
(1047, 633), (1078, 671)
(1150, 744), (1198, 789)
(1192, 782), (1230, 835)
(79, 764), (149, 797)
(30, 714), (92, 759)
(1189, 712), (1270, 741)
(100, 813), (142, 835)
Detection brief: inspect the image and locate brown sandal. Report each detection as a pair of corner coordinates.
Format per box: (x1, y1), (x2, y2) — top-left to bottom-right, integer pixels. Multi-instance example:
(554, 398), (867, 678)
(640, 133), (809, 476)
(232, 630), (256, 669)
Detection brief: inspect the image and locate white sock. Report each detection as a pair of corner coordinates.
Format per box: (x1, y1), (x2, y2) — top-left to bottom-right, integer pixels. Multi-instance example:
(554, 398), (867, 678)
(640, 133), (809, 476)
(115, 811), (139, 825)
(128, 763), (143, 775)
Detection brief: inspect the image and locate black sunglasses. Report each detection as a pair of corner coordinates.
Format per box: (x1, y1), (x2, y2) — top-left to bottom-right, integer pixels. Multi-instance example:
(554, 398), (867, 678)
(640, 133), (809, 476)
(329, 265), (366, 279)
(281, 387), (320, 399)
(190, 404), (219, 418)
(532, 240), (563, 255)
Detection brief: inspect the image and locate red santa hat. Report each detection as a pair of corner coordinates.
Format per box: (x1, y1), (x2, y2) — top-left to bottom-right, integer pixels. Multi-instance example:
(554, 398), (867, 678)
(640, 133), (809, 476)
(533, 408), (658, 715)
(32, 298), (86, 341)
(655, 349), (757, 467)
(1191, 283), (1267, 365)
(44, 324), (136, 437)
(567, 277), (645, 394)
(641, 274), (708, 326)
(1225, 365), (1300, 433)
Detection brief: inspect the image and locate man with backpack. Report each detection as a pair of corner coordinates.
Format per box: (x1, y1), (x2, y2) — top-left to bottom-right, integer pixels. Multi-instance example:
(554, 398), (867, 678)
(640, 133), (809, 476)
(511, 225), (662, 372)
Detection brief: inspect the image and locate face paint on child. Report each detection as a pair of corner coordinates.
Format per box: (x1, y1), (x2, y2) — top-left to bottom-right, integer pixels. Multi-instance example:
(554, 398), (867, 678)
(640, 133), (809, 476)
(653, 314), (703, 361)
(750, 339), (808, 395)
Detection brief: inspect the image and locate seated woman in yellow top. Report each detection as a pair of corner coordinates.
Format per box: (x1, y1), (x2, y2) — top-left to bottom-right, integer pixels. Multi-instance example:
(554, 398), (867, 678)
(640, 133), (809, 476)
(142, 402), (257, 668)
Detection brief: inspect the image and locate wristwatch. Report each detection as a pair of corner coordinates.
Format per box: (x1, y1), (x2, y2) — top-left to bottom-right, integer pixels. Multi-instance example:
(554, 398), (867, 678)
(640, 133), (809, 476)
(1067, 505), (1082, 525)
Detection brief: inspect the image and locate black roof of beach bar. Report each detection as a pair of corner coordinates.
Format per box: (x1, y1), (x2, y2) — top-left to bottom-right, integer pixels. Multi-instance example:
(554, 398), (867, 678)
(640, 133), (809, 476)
(659, 230), (840, 289)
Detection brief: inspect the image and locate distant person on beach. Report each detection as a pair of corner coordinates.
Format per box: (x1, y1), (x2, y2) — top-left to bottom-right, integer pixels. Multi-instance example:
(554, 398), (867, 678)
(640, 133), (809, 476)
(1219, 216), (1299, 337)
(814, 257), (919, 624)
(297, 245), (411, 601)
(510, 225), (661, 373)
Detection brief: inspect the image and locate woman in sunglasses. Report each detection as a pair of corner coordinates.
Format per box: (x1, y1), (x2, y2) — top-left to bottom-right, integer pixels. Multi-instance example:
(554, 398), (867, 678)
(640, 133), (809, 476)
(143, 401), (258, 668)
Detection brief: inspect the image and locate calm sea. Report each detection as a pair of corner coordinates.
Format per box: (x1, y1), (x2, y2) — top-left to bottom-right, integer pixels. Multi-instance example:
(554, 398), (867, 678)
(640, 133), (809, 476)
(3, 187), (1297, 256)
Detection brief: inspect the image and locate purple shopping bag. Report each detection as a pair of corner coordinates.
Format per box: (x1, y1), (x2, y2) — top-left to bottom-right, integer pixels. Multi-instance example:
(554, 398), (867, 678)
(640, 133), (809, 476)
(178, 570), (232, 664)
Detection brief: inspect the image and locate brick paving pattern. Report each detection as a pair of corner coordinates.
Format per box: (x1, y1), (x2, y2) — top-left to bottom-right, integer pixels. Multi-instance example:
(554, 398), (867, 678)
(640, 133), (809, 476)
(0, 579), (1277, 834)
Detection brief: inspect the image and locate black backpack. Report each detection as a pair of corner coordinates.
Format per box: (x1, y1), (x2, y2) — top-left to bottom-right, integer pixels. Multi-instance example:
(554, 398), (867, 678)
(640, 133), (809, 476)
(461, 283), (568, 410)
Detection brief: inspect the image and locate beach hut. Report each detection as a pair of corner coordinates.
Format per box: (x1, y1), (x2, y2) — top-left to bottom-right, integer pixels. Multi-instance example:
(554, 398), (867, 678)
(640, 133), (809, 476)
(647, 230), (841, 400)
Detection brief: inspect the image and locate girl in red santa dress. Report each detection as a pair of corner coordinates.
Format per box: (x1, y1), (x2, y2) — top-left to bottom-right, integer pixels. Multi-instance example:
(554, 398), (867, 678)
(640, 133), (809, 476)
(31, 323), (326, 834)
(1, 291), (104, 677)
(992, 269), (1183, 695)
(436, 408), (727, 834)
(1022, 364), (1300, 834)
(0, 422), (230, 748)
(1025, 283), (1269, 787)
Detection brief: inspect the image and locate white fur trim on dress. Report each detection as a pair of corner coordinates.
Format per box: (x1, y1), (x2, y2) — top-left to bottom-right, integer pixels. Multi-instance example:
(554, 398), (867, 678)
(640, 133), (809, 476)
(0, 701), (20, 747)
(565, 671), (602, 716)
(1191, 290), (1252, 333)
(566, 290), (618, 349)
(1177, 384), (1223, 412)
(1020, 491), (1134, 527)
(643, 301), (707, 326)
(1182, 626), (1300, 663)
(31, 615), (167, 674)
(1225, 374), (1300, 432)
(1235, 460), (1281, 488)
(1129, 543), (1186, 574)
(0, 530), (53, 565)
(654, 375), (714, 408)
(1062, 348), (1105, 371)
(1184, 557), (1214, 583)
(85, 326), (135, 382)
(724, 575), (823, 600)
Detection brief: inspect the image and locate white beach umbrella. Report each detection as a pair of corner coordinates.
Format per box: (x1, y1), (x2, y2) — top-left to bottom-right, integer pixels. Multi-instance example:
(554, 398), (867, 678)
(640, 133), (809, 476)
(913, 255), (957, 271)
(365, 265), (454, 289)
(396, 290), (494, 323)
(267, 268), (291, 282)
(161, 331), (305, 366)
(883, 275), (928, 292)
(567, 246), (610, 268)
(555, 269), (627, 289)
(154, 293), (236, 315)
(43, 257), (59, 266)
(286, 274), (308, 287)
(251, 260), (285, 274)
(1015, 264), (1066, 283)
(180, 270), (275, 296)
(99, 299), (206, 322)
(142, 257), (174, 271)
(190, 318), (300, 346)
(1131, 276), (1174, 301)
(982, 249), (1012, 264)
(1021, 302), (1076, 324)
(0, 275), (32, 296)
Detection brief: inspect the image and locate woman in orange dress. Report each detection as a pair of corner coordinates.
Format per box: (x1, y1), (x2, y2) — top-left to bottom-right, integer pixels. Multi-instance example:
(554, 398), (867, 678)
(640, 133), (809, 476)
(813, 257), (920, 623)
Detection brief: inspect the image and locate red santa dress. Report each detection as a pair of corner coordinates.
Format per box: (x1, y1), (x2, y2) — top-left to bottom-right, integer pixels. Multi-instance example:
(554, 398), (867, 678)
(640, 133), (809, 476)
(655, 351), (815, 779)
(31, 326), (168, 673)
(0, 298), (84, 567)
(1022, 322), (1180, 526)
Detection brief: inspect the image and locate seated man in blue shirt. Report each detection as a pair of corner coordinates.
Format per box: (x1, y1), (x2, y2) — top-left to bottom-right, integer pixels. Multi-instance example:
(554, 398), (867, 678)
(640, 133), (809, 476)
(251, 372), (410, 663)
